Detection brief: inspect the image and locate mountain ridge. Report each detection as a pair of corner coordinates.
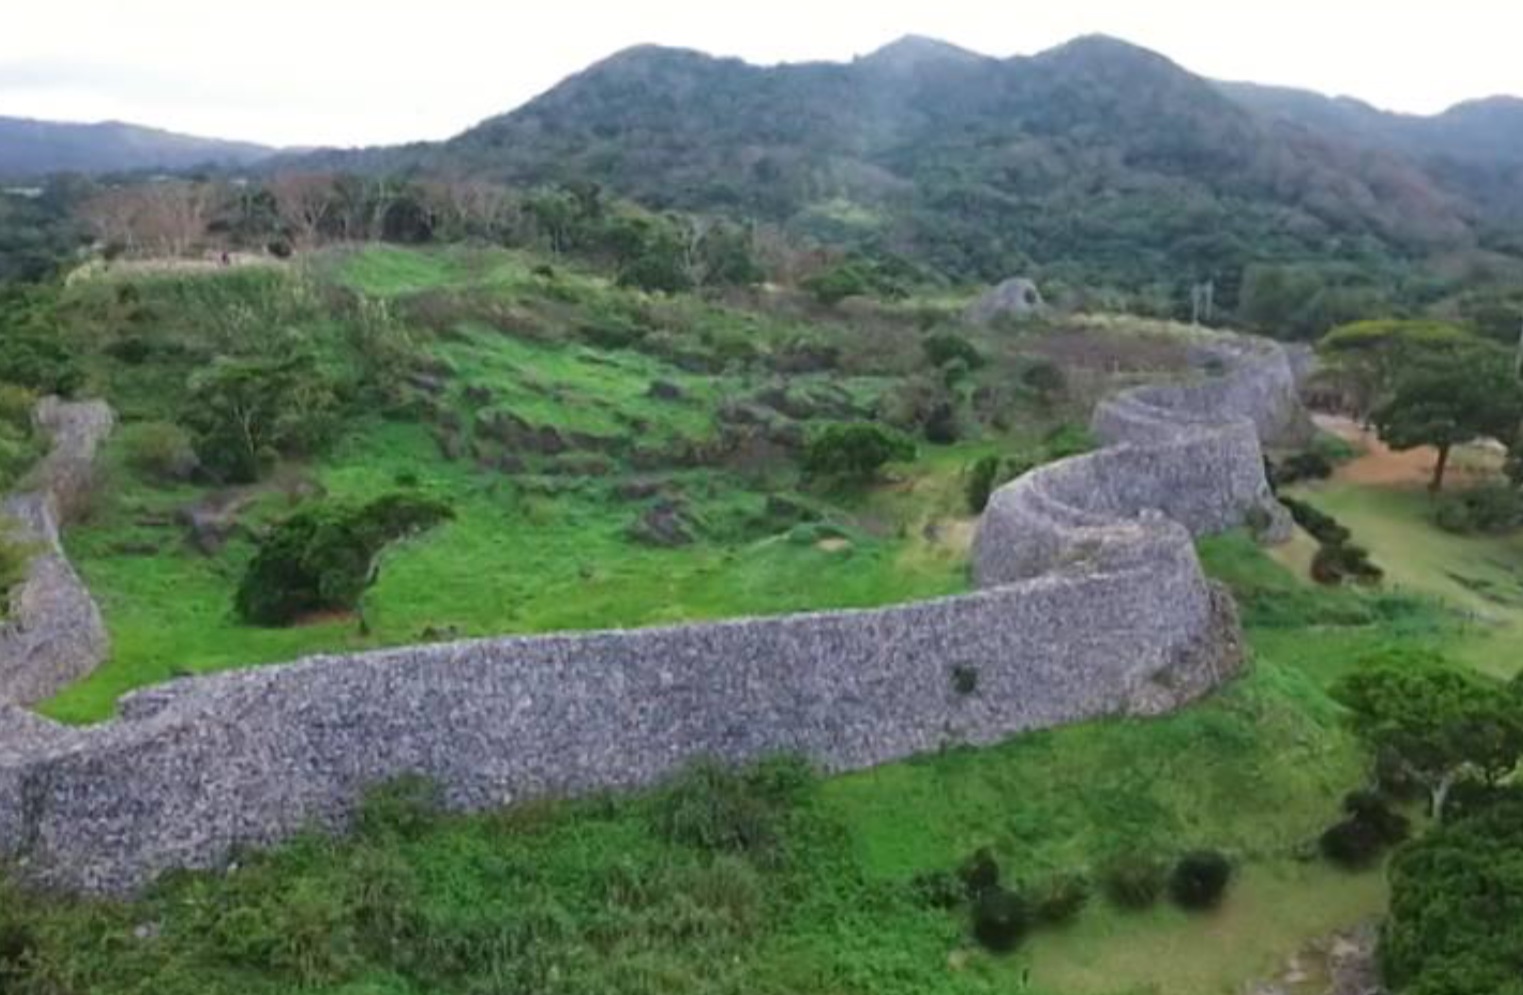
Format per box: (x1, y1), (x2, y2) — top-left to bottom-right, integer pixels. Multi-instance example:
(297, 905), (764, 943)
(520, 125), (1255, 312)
(0, 116), (277, 180)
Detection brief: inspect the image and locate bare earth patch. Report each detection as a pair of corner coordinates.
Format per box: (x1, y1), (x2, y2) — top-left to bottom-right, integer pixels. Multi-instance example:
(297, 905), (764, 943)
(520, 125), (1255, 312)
(1315, 414), (1502, 489)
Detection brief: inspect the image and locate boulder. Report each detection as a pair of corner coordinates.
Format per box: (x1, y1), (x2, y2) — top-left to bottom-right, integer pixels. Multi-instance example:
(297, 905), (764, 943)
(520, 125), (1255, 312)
(965, 277), (1045, 325)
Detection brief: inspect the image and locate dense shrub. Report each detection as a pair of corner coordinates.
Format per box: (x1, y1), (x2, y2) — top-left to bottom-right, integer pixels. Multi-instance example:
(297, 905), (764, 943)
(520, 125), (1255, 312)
(1168, 850), (1232, 910)
(1319, 816), (1385, 869)
(0, 384), (37, 488)
(801, 423), (916, 484)
(1029, 873), (1090, 925)
(1281, 496), (1351, 545)
(971, 886), (1029, 953)
(1310, 541), (1384, 585)
(234, 493), (453, 625)
(1433, 484), (1523, 535)
(964, 455), (1003, 514)
(184, 354), (341, 483)
(1100, 852), (1166, 910)
(1268, 450), (1334, 487)
(0, 289), (84, 395)
(121, 420), (198, 484)
(1319, 794), (1408, 870)
(957, 847), (1001, 898)
(652, 755), (815, 861)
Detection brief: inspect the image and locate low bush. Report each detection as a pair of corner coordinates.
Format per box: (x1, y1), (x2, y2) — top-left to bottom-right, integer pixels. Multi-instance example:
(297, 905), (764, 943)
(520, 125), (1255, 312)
(1433, 484), (1523, 535)
(801, 423), (916, 485)
(1342, 790), (1411, 846)
(1311, 541), (1384, 585)
(965, 455), (1003, 514)
(234, 493), (453, 626)
(922, 333), (984, 372)
(121, 420), (199, 484)
(354, 776), (443, 842)
(957, 847), (1001, 898)
(971, 885), (1029, 953)
(1041, 424), (1095, 460)
(652, 755), (815, 862)
(1319, 816), (1387, 869)
(1100, 852), (1166, 910)
(1168, 850), (1232, 910)
(1029, 873), (1090, 925)
(1269, 450), (1334, 487)
(1281, 496), (1351, 546)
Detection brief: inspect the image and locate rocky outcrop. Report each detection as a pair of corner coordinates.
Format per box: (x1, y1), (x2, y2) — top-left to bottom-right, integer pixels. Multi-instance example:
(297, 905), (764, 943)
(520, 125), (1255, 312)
(0, 399), (114, 706)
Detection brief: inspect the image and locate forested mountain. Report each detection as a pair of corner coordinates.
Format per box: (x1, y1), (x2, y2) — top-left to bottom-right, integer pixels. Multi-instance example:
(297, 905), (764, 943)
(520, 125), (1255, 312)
(292, 34), (1521, 298)
(0, 117), (275, 179)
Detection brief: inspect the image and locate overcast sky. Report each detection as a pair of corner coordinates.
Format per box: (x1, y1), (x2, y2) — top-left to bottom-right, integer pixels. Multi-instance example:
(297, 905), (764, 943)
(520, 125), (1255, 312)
(5, 0), (1522, 148)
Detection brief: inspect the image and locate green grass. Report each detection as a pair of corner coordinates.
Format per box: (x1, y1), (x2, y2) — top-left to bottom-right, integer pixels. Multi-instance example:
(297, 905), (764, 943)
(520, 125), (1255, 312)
(1284, 480), (1523, 678)
(49, 419), (976, 723)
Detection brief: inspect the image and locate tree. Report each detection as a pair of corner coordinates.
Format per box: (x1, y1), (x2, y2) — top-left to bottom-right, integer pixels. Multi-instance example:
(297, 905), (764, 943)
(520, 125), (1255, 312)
(1318, 319), (1478, 423)
(1372, 348), (1523, 491)
(182, 353), (340, 483)
(802, 423), (916, 485)
(268, 173), (337, 247)
(1335, 665), (1523, 820)
(235, 493), (453, 626)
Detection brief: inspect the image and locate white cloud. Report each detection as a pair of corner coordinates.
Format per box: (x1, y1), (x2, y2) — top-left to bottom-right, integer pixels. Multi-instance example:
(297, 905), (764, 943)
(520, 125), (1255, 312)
(3, 0), (1521, 147)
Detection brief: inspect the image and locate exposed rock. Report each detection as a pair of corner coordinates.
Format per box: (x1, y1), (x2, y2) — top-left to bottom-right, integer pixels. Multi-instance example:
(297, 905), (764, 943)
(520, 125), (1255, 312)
(628, 499), (696, 547)
(965, 277), (1046, 325)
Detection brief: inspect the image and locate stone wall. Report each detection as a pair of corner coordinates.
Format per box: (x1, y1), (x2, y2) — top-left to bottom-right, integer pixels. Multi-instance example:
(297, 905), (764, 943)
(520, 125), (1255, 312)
(0, 399), (114, 705)
(0, 331), (1304, 895)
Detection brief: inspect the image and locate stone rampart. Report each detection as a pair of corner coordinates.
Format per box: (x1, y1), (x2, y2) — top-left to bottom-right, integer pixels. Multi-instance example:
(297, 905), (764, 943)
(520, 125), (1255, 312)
(0, 399), (114, 705)
(0, 332), (1305, 895)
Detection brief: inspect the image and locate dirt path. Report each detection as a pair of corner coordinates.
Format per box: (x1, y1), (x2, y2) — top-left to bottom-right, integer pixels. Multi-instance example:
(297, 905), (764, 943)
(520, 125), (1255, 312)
(1315, 414), (1502, 489)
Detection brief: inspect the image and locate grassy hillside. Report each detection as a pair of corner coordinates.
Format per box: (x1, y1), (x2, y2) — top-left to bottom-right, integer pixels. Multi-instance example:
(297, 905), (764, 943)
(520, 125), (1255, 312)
(42, 244), (1179, 722)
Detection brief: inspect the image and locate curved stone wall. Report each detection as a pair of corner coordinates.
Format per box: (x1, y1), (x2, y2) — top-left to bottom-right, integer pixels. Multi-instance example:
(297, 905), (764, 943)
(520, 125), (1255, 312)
(0, 399), (114, 706)
(0, 331), (1303, 895)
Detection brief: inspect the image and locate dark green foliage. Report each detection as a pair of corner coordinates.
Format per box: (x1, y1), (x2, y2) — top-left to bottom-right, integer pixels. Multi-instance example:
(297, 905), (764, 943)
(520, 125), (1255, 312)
(801, 422), (916, 484)
(1168, 850), (1232, 910)
(1380, 791), (1523, 994)
(120, 420), (198, 484)
(1280, 496), (1351, 546)
(1341, 790), (1410, 847)
(971, 886), (1028, 954)
(235, 494), (454, 626)
(651, 755), (815, 860)
(1029, 873), (1090, 925)
(1269, 450), (1334, 488)
(801, 261), (875, 306)
(1041, 423), (1095, 460)
(1335, 664), (1523, 820)
(965, 455), (1002, 514)
(957, 847), (1000, 898)
(1100, 852), (1166, 910)
(183, 353), (341, 483)
(1433, 484), (1523, 535)
(922, 333), (984, 371)
(0, 286), (84, 395)
(1373, 347), (1523, 492)
(1319, 816), (1386, 869)
(1311, 541), (1383, 586)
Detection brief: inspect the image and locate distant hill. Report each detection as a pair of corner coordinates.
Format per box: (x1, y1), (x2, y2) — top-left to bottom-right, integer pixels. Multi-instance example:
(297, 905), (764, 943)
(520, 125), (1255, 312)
(292, 34), (1522, 291)
(0, 117), (275, 179)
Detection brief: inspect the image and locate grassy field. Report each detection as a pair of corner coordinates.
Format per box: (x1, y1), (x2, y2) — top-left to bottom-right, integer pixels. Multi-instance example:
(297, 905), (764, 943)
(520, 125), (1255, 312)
(1283, 480), (1523, 679)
